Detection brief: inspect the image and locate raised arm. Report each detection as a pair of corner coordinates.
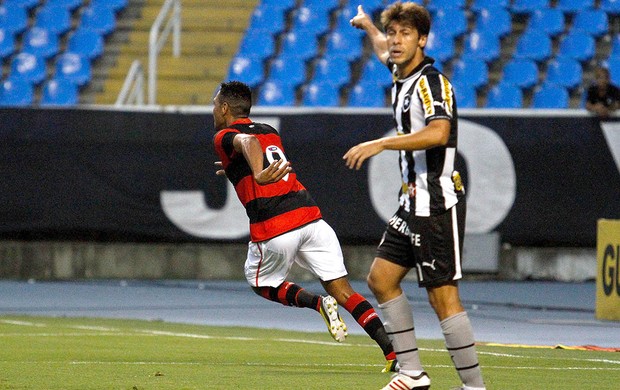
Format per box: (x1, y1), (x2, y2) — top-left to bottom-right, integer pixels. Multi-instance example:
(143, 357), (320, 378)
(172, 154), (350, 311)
(350, 5), (389, 65)
(232, 134), (291, 184)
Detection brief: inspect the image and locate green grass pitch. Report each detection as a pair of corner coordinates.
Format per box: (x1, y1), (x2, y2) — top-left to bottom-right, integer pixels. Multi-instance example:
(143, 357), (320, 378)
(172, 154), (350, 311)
(0, 315), (618, 389)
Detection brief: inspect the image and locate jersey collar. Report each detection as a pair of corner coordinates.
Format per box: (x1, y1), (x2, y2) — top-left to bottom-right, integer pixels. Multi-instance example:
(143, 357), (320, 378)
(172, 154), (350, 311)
(230, 118), (252, 125)
(398, 56), (435, 81)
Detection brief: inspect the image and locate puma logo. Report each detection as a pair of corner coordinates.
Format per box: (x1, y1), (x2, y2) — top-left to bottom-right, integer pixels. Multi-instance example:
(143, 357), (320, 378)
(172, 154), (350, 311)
(422, 259), (437, 270)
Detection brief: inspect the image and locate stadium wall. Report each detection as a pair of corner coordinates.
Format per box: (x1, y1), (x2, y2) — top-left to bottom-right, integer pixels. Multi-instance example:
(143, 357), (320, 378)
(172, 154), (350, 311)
(1, 107), (618, 281)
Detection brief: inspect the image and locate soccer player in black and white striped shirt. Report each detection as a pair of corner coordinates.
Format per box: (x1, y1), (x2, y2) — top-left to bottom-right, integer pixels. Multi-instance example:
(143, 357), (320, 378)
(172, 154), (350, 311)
(345, 3), (485, 390)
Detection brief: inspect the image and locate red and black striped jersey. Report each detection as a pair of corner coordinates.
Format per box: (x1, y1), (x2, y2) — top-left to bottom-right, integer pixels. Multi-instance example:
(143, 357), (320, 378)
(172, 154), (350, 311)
(213, 118), (322, 242)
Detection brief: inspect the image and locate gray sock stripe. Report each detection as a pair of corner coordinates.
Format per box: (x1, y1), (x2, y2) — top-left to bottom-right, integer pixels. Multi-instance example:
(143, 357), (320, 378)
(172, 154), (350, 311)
(456, 362), (480, 371)
(387, 326), (415, 335)
(446, 342), (475, 351)
(394, 347), (419, 355)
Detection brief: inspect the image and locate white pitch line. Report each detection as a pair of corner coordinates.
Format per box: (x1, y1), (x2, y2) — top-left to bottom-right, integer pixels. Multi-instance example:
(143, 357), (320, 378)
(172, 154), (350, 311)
(63, 361), (620, 371)
(0, 319), (46, 327)
(3, 321), (620, 367)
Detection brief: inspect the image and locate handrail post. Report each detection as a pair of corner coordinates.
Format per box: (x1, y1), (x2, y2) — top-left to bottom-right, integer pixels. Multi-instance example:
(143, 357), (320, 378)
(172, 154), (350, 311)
(116, 60), (144, 106)
(148, 0), (182, 105)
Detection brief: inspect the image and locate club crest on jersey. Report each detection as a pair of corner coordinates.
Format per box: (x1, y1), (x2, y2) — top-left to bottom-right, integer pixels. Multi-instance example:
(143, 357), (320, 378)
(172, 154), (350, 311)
(403, 94), (412, 112)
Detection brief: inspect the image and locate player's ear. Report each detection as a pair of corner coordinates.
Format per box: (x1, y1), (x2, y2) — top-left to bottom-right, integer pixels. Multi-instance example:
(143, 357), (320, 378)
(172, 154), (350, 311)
(220, 101), (229, 115)
(418, 34), (428, 49)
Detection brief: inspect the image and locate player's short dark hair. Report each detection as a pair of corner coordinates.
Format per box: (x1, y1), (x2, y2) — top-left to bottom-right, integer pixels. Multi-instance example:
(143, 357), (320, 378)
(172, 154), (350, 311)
(218, 81), (252, 117)
(381, 1), (431, 37)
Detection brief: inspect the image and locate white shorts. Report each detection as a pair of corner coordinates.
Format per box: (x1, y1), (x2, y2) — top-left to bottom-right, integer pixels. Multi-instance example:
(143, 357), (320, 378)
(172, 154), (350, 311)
(244, 219), (348, 287)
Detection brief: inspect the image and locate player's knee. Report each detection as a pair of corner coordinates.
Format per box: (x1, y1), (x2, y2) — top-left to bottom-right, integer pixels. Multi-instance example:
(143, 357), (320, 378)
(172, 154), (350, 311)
(367, 272), (384, 296)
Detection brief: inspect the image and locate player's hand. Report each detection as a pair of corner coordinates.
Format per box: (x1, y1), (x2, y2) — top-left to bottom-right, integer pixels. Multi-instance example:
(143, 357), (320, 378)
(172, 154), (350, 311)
(214, 161), (226, 176)
(343, 140), (383, 170)
(255, 158), (292, 185)
(350, 5), (371, 30)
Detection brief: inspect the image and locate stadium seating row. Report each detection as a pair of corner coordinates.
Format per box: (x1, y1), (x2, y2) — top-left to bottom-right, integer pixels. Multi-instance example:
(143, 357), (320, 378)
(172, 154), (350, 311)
(0, 0), (126, 106)
(227, 0), (620, 108)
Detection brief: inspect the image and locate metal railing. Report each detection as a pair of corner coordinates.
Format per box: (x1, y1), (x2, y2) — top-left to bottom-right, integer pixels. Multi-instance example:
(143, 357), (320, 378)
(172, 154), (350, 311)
(116, 0), (181, 106)
(148, 0), (181, 105)
(115, 60), (144, 106)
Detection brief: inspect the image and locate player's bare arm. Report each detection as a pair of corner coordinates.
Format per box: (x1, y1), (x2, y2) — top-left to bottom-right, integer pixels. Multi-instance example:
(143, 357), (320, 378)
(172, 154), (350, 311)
(343, 119), (450, 170)
(350, 5), (389, 64)
(233, 133), (291, 184)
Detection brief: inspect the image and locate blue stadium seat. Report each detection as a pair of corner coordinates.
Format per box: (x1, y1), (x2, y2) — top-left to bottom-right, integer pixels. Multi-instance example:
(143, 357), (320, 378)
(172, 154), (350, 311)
(557, 31), (595, 63)
(303, 0), (340, 13)
(80, 5), (116, 36)
(485, 82), (523, 108)
(609, 35), (620, 59)
(358, 57), (392, 88)
(607, 57), (620, 85)
(475, 7), (511, 38)
(22, 27), (60, 60)
(3, 0), (39, 11)
(324, 30), (363, 62)
(291, 6), (330, 39)
(0, 28), (15, 61)
(545, 56), (582, 90)
(426, 0), (466, 13)
(10, 52), (47, 85)
(451, 80), (477, 108)
(571, 9), (609, 38)
(513, 30), (552, 62)
(511, 0), (550, 15)
(259, 0), (297, 12)
(0, 77), (34, 106)
(55, 52), (92, 87)
(348, 81), (386, 107)
(451, 57), (488, 89)
(257, 79), (296, 106)
(556, 0), (594, 14)
(279, 31), (318, 62)
(238, 30), (275, 62)
(0, 5), (28, 35)
(601, 0), (620, 15)
(425, 30), (455, 64)
(471, 0), (510, 12)
(334, 6), (365, 39)
(67, 28), (104, 61)
(46, 0), (83, 12)
(227, 55), (264, 88)
(432, 60), (444, 73)
(433, 8), (468, 39)
(34, 5), (72, 36)
(532, 84), (569, 108)
(527, 8), (565, 37)
(91, 0), (129, 13)
(302, 81), (340, 107)
(311, 57), (351, 89)
(353, 0), (385, 14)
(461, 30), (500, 63)
(40, 78), (79, 106)
(268, 55), (306, 88)
(501, 58), (538, 89)
(247, 3), (286, 34)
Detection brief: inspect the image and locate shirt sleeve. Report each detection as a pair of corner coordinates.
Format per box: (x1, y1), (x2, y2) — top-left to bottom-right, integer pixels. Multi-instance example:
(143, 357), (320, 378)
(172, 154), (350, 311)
(416, 72), (454, 124)
(213, 129), (240, 161)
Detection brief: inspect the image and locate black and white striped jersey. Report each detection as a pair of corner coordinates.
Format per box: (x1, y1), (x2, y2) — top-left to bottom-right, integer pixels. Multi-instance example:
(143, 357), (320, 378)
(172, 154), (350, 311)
(388, 57), (464, 217)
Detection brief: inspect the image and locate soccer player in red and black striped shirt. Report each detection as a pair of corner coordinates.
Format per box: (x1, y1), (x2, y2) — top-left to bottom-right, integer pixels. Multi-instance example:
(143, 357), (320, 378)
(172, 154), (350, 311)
(212, 81), (396, 371)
